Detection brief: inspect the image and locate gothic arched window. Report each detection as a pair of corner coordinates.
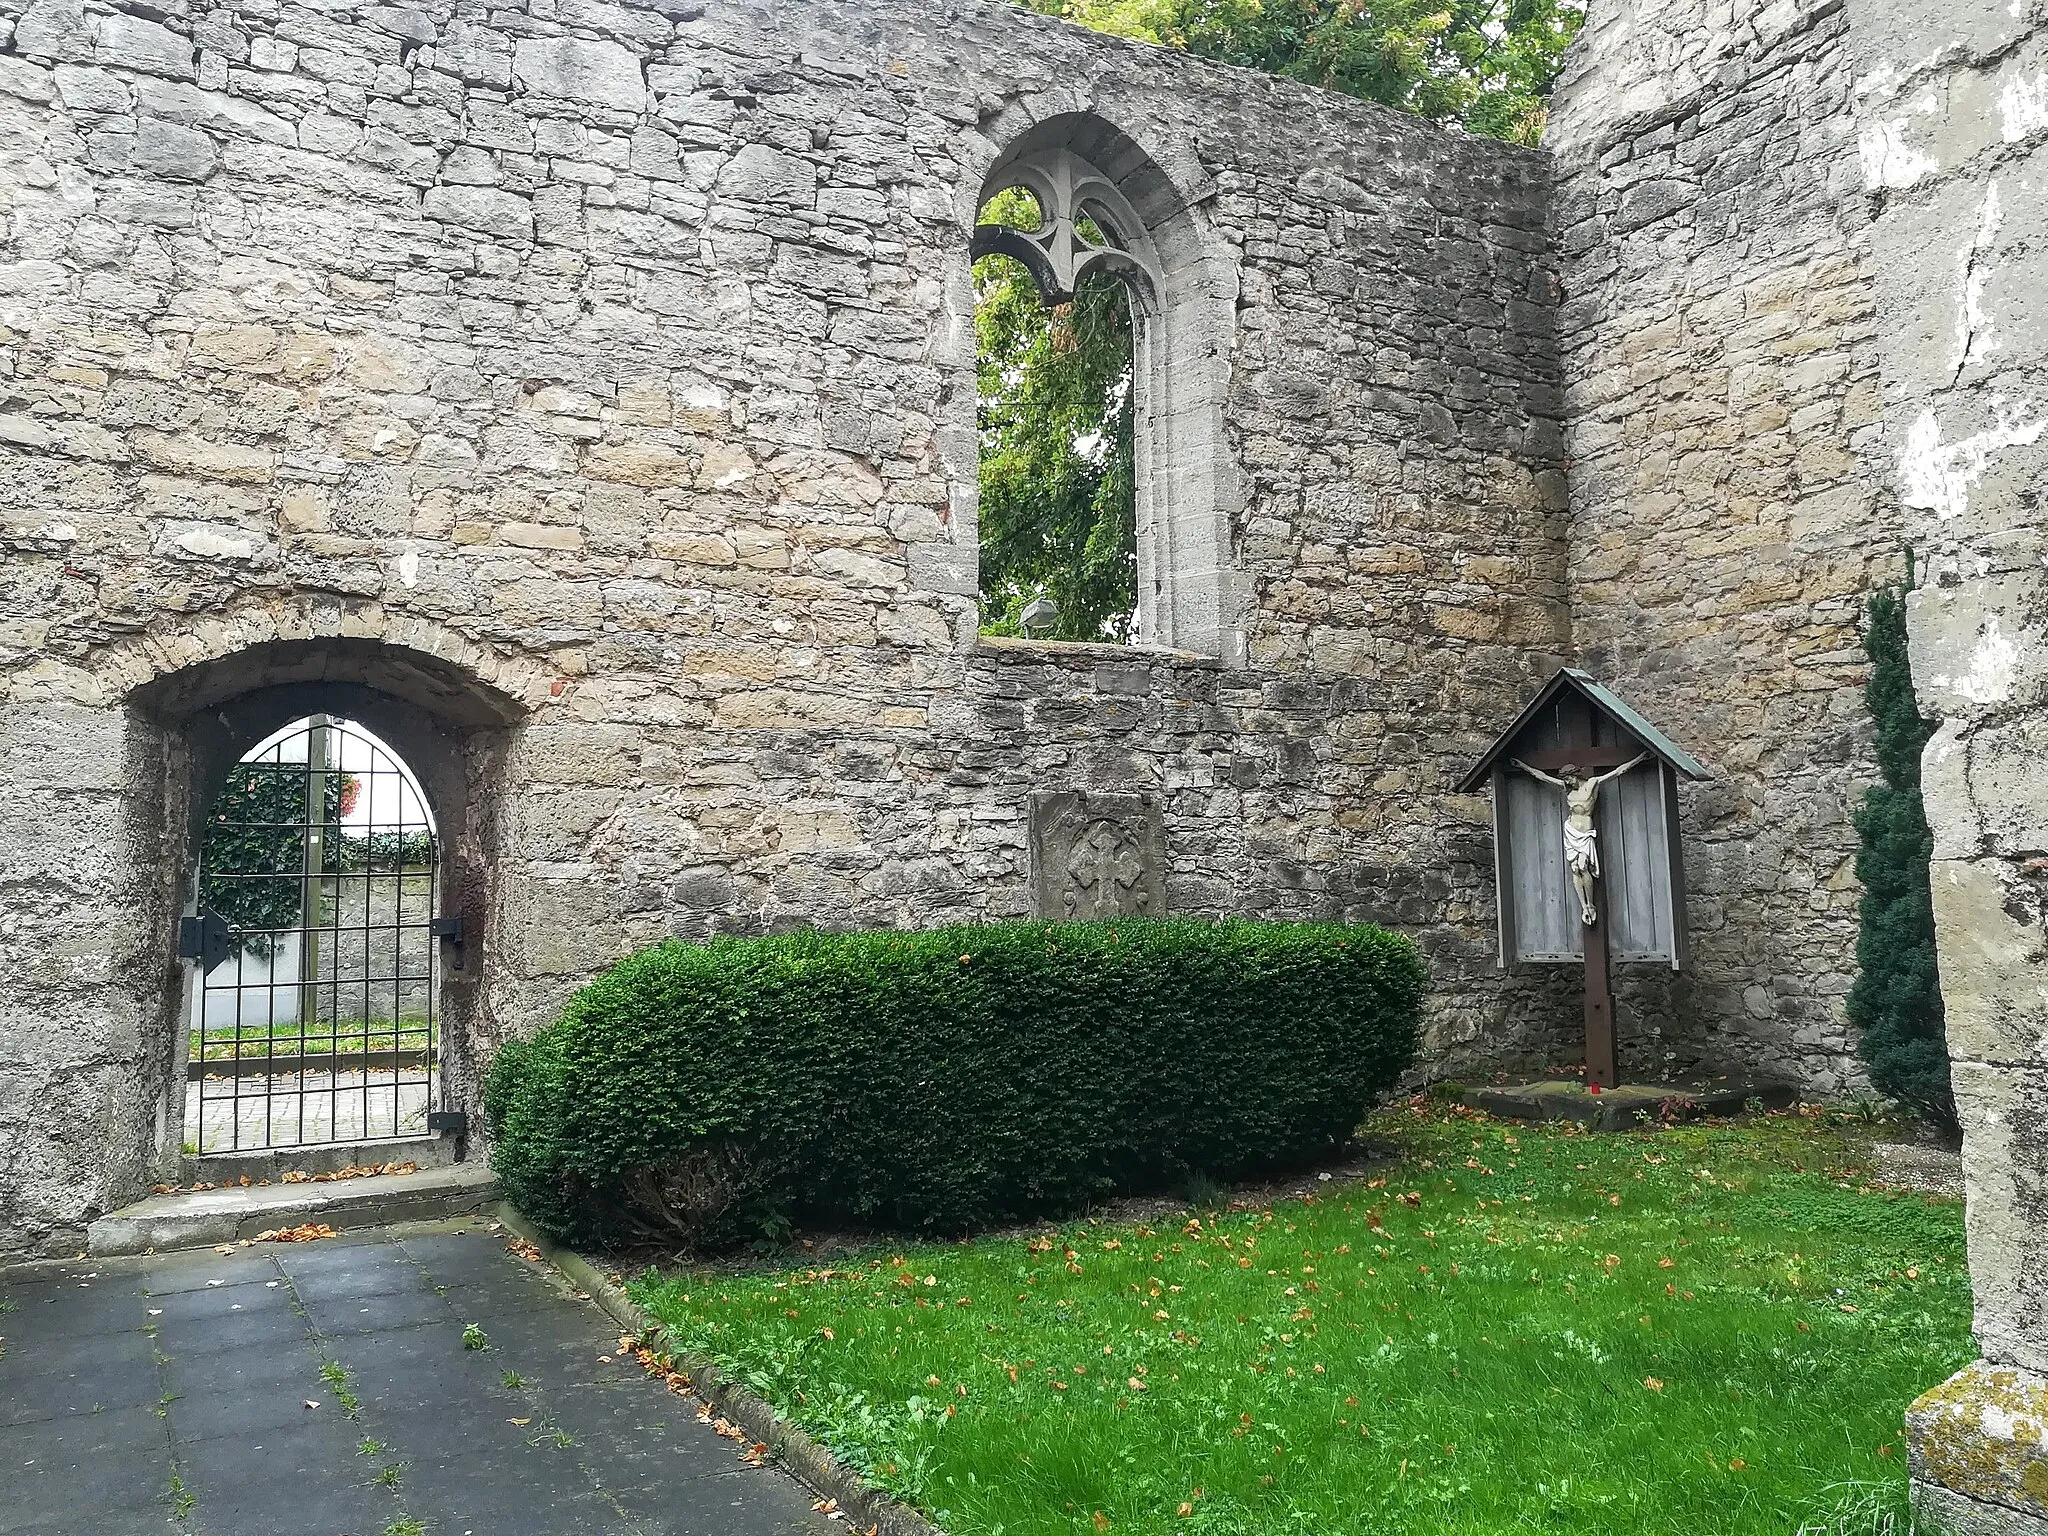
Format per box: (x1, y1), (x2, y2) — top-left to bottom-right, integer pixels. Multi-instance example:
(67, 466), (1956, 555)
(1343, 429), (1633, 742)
(969, 118), (1237, 660)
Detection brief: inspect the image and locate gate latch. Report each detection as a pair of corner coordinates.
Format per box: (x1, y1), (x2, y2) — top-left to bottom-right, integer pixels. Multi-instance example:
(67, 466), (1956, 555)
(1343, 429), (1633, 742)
(427, 1111), (467, 1135)
(429, 915), (464, 943)
(177, 909), (235, 971)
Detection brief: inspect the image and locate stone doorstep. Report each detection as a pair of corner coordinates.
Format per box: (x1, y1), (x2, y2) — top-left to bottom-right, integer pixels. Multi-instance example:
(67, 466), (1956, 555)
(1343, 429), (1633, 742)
(1457, 1077), (1800, 1133)
(86, 1162), (501, 1257)
(178, 1132), (458, 1188)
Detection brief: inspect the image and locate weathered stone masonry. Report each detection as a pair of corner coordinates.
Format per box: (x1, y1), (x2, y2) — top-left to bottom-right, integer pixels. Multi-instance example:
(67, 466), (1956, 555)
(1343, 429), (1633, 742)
(1549, 0), (1898, 1095)
(0, 0), (1571, 1254)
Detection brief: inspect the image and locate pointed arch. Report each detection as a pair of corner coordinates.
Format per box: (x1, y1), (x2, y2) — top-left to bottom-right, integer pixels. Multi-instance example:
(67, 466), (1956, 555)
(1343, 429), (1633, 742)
(969, 110), (1245, 663)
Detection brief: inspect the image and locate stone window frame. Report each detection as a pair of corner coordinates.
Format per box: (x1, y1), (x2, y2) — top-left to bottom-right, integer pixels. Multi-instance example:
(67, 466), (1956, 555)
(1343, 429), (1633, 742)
(967, 113), (1244, 665)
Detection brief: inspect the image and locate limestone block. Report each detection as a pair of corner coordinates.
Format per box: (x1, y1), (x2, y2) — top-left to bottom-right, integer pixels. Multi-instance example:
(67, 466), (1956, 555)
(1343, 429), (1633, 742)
(716, 142), (818, 207)
(1858, 0), (2032, 72)
(422, 183), (533, 240)
(1029, 791), (1167, 919)
(13, 0), (92, 62)
(128, 116), (216, 180)
(0, 701), (138, 792)
(1909, 1361), (2048, 1528)
(1931, 859), (2048, 1068)
(1951, 1059), (2048, 1373)
(428, 21), (513, 88)
(1914, 1478), (2048, 1536)
(1912, 581), (2048, 730)
(510, 36), (645, 111)
(512, 878), (633, 976)
(96, 13), (198, 80)
(138, 80), (296, 144)
(52, 63), (130, 111)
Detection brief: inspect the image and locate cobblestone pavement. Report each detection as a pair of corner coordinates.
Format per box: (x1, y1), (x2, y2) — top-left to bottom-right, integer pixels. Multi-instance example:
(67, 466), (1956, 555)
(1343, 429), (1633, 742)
(187, 1070), (433, 1154)
(0, 1219), (838, 1536)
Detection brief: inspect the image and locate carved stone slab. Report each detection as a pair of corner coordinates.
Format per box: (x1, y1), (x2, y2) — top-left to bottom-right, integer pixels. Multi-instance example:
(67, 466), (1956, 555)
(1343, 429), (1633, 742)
(1028, 792), (1166, 920)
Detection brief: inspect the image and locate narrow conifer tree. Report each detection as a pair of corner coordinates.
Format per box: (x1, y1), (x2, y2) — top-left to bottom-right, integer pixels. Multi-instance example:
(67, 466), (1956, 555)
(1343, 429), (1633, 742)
(1847, 586), (1955, 1133)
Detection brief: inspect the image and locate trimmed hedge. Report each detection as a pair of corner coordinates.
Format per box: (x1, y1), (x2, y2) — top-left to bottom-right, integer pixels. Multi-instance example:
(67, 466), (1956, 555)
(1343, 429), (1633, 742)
(485, 917), (1424, 1249)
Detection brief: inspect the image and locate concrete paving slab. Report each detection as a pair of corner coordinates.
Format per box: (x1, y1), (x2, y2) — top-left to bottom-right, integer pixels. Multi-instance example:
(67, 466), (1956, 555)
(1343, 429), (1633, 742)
(0, 1405), (177, 1536)
(0, 1329), (166, 1426)
(0, 1217), (841, 1536)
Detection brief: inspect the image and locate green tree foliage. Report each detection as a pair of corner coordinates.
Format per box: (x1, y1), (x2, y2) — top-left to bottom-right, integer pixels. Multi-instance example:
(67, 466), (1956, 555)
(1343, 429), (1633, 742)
(200, 764), (433, 950)
(976, 241), (1138, 643)
(486, 918), (1425, 1249)
(980, 0), (1585, 638)
(200, 763), (346, 947)
(1027, 0), (1584, 145)
(1847, 588), (1953, 1133)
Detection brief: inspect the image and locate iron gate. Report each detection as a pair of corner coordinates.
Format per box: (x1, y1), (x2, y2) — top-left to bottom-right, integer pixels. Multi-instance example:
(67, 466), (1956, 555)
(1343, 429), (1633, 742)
(183, 715), (442, 1155)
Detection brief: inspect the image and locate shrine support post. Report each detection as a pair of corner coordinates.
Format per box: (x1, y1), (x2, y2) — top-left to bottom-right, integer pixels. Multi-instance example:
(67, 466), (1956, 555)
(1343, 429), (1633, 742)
(1583, 866), (1617, 1088)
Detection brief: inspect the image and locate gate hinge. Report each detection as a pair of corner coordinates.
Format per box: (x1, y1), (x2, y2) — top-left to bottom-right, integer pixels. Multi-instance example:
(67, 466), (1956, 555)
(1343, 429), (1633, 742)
(177, 910), (234, 970)
(427, 1111), (467, 1135)
(429, 915), (464, 943)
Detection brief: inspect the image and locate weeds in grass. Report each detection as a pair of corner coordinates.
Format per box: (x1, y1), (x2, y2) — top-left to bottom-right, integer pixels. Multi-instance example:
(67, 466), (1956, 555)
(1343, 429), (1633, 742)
(461, 1322), (488, 1351)
(631, 1106), (1971, 1536)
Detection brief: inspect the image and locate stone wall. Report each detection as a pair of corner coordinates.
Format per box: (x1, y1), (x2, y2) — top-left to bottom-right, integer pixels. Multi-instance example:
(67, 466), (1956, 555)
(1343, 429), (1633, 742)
(0, 0), (1570, 1254)
(1547, 0), (1899, 1093)
(1839, 0), (2048, 1528)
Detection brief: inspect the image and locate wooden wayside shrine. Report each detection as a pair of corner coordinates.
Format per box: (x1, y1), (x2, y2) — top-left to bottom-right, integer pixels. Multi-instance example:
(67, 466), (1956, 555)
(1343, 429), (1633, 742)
(1458, 670), (1711, 1087)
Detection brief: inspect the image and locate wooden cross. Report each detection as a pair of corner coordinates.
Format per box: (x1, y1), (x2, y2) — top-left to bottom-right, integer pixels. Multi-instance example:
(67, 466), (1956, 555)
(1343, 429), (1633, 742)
(1544, 713), (1621, 1088)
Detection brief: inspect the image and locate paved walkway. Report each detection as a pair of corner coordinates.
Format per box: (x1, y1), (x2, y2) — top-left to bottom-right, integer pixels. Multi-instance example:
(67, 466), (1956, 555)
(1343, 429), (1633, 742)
(188, 1069), (434, 1153)
(0, 1219), (839, 1536)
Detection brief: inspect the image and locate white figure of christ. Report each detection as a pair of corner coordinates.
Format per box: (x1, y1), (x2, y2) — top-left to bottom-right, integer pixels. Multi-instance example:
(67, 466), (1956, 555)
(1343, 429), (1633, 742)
(1509, 753), (1647, 928)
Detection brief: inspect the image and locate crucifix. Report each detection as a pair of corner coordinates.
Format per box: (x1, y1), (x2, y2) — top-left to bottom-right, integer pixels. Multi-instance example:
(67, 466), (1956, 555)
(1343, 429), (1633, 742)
(1509, 753), (1647, 927)
(1457, 669), (1709, 1092)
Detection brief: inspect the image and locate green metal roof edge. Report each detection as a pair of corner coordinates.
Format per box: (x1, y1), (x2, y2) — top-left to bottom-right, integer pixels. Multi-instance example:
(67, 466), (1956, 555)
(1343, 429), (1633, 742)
(1456, 667), (1712, 790)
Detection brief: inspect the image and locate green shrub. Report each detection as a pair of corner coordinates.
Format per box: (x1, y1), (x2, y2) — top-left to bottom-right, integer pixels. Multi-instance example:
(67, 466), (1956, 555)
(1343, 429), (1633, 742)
(485, 917), (1425, 1249)
(1848, 586), (1955, 1134)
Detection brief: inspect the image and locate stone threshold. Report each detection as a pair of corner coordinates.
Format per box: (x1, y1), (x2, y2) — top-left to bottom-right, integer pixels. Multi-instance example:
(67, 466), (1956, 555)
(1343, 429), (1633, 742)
(87, 1161), (499, 1257)
(179, 1132), (456, 1188)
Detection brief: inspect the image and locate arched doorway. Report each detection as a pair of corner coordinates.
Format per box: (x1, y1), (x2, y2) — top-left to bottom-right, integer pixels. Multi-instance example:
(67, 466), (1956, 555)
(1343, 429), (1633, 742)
(184, 714), (445, 1155)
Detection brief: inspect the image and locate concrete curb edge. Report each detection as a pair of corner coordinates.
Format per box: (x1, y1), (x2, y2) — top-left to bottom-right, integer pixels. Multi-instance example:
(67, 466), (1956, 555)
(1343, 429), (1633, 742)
(494, 1203), (944, 1536)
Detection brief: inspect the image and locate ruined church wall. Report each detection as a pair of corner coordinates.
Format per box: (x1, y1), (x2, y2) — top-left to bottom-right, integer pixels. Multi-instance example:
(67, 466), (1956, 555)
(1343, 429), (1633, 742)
(1547, 0), (1899, 1092)
(0, 0), (1566, 1254)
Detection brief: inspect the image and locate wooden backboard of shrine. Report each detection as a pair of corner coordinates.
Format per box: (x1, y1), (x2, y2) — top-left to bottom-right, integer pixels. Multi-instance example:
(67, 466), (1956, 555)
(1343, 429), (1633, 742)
(1459, 670), (1710, 971)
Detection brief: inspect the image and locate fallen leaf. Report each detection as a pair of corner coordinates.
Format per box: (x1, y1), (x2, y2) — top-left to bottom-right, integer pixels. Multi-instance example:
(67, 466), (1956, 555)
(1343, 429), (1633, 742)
(254, 1223), (336, 1244)
(509, 1417), (532, 1426)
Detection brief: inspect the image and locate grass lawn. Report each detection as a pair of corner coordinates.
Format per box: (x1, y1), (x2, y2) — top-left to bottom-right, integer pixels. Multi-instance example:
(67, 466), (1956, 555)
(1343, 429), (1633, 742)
(629, 1103), (1973, 1536)
(189, 1020), (433, 1062)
